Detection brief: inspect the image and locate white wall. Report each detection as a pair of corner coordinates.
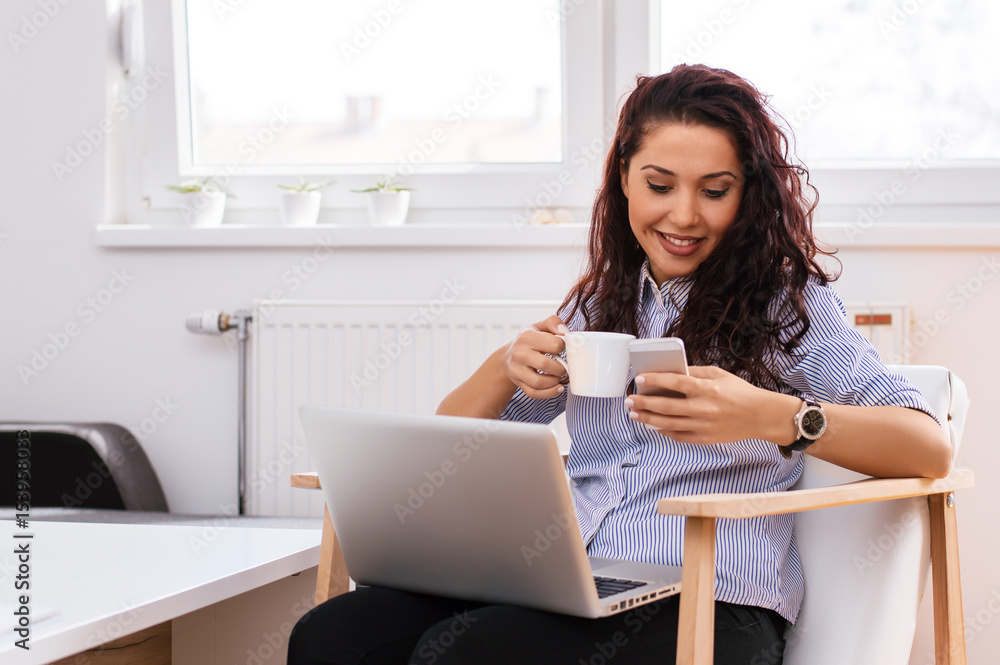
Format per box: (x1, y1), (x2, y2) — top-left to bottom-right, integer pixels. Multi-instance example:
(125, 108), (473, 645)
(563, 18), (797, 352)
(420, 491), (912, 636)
(1, 2), (997, 662)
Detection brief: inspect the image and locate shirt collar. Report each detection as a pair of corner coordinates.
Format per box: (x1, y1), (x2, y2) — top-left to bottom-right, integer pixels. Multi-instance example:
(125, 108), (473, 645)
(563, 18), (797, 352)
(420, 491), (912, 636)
(638, 258), (695, 312)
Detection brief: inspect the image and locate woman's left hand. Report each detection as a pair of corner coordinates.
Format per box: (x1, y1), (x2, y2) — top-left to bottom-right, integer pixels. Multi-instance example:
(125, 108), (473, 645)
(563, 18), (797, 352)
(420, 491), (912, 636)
(624, 366), (800, 445)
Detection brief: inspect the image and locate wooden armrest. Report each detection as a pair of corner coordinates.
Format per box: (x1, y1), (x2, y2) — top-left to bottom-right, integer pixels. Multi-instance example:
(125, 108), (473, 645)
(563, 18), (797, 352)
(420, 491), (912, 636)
(657, 468), (973, 519)
(291, 472), (321, 489)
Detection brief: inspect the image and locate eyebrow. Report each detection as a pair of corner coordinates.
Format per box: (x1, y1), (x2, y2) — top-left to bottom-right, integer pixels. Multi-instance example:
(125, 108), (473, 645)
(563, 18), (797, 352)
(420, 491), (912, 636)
(640, 165), (738, 180)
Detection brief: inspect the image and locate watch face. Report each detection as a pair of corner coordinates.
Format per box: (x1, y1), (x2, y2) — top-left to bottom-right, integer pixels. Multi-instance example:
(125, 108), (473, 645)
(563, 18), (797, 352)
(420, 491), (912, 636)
(801, 408), (826, 437)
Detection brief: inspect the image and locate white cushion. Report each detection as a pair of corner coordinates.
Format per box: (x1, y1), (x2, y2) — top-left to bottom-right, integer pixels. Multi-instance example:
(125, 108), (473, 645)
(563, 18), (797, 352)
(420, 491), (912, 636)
(782, 366), (968, 665)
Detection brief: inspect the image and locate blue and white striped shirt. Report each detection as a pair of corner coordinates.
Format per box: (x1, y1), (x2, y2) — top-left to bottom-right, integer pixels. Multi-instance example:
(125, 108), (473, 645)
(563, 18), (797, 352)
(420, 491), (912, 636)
(500, 260), (936, 622)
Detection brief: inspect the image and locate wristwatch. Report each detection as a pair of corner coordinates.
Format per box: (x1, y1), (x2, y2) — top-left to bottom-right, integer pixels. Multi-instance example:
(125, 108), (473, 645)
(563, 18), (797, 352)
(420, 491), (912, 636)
(781, 399), (827, 457)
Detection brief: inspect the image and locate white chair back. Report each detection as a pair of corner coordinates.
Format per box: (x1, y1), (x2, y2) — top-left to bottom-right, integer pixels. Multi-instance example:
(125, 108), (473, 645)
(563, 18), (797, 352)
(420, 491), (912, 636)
(783, 365), (969, 664)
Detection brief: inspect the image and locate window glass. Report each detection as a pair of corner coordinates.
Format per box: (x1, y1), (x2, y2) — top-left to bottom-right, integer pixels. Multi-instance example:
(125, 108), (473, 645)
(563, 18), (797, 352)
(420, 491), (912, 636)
(658, 0), (1000, 161)
(185, 0), (563, 168)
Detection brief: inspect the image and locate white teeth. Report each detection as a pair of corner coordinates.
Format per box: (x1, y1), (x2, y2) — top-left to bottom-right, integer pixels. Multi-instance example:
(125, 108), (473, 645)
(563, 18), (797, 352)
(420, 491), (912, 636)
(659, 233), (698, 247)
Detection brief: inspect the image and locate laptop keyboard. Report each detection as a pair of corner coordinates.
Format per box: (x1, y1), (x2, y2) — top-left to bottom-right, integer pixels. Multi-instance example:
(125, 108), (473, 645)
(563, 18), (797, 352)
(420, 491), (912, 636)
(593, 576), (649, 599)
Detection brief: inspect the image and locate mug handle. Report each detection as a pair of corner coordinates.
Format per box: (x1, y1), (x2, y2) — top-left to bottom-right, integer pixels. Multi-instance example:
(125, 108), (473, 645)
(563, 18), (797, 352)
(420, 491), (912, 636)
(552, 334), (570, 385)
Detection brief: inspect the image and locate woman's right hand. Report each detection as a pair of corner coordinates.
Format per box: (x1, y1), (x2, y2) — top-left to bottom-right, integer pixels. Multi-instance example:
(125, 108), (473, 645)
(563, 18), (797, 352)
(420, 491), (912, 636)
(503, 315), (570, 399)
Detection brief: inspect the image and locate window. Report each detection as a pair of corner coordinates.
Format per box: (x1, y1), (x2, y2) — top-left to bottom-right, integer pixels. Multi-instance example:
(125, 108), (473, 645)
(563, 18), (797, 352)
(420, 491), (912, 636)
(656, 0), (1000, 162)
(115, 0), (1000, 232)
(646, 0), (1000, 214)
(124, 0), (604, 226)
(182, 0), (563, 170)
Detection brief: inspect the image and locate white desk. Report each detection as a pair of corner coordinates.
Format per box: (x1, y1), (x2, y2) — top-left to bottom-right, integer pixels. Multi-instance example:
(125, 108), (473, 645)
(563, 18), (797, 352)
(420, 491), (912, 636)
(1, 520), (321, 665)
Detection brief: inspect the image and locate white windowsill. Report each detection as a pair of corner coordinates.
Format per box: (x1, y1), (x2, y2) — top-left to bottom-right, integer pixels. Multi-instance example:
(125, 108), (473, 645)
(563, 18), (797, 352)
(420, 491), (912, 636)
(95, 223), (591, 248)
(94, 222), (1000, 249)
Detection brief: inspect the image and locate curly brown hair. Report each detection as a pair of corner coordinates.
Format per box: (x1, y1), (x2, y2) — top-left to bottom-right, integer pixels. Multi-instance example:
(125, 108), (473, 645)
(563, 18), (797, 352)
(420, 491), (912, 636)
(561, 64), (838, 389)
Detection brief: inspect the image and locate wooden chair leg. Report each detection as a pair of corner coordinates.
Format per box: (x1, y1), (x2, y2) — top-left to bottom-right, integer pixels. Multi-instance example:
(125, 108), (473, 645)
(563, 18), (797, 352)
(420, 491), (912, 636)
(929, 492), (968, 665)
(314, 506), (351, 605)
(676, 516), (716, 665)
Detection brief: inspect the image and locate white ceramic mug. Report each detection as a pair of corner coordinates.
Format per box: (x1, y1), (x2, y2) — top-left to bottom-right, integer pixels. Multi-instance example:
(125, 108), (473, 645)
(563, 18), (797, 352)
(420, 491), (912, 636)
(553, 331), (636, 397)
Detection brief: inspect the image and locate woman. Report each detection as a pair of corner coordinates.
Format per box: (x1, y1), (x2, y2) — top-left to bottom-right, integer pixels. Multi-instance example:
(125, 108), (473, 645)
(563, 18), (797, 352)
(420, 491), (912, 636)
(288, 64), (951, 665)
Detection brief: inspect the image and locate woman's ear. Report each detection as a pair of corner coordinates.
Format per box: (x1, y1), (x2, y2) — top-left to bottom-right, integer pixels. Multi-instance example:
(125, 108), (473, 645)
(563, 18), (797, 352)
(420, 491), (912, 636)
(620, 159), (629, 199)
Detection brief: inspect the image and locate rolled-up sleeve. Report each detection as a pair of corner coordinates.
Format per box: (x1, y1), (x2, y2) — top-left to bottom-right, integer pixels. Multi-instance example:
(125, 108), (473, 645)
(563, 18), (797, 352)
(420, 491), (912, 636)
(499, 388), (566, 424)
(498, 298), (593, 425)
(774, 280), (939, 425)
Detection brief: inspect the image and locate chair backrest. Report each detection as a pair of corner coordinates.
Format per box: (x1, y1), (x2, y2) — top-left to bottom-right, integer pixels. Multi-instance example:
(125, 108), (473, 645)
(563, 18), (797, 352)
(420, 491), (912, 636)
(783, 365), (969, 665)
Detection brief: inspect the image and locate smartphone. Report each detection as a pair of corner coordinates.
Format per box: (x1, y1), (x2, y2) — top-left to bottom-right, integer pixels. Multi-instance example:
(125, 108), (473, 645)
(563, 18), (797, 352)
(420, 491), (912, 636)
(629, 337), (688, 397)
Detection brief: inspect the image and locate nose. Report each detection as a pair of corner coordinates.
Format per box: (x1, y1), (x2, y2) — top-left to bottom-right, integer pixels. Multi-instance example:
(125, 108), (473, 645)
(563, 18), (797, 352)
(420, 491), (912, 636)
(669, 190), (698, 228)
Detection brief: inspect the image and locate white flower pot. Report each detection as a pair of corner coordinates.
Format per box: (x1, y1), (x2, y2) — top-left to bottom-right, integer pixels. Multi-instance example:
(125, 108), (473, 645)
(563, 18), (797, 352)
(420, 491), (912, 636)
(181, 190), (227, 227)
(280, 191), (322, 226)
(366, 191), (410, 227)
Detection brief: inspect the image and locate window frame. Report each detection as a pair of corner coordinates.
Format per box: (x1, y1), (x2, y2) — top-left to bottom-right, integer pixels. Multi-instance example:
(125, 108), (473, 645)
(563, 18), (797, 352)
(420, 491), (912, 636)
(114, 0), (1000, 232)
(122, 0), (607, 227)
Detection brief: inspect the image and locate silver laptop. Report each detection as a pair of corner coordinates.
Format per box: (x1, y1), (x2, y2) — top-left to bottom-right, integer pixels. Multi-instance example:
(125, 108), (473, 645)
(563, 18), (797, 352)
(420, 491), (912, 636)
(298, 406), (683, 618)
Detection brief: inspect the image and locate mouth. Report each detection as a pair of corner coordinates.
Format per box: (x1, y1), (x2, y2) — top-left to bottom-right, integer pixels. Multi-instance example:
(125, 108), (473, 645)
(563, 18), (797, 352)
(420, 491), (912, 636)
(656, 231), (704, 256)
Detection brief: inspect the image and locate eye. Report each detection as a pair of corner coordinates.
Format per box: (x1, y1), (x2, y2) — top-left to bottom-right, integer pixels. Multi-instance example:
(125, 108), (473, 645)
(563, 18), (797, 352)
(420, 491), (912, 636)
(646, 180), (670, 193)
(705, 187), (731, 199)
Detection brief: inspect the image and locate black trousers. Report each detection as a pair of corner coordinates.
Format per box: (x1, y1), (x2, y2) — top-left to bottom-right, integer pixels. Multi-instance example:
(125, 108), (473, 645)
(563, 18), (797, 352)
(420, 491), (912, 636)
(287, 586), (786, 665)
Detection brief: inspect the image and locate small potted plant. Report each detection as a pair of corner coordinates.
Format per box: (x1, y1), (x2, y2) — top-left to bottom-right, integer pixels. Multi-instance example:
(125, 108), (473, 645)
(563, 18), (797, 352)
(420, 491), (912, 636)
(278, 176), (335, 226)
(352, 175), (412, 227)
(168, 178), (229, 227)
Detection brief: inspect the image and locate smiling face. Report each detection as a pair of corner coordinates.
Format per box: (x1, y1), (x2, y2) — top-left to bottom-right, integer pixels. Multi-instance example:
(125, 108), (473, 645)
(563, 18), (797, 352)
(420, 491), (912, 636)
(621, 122), (745, 286)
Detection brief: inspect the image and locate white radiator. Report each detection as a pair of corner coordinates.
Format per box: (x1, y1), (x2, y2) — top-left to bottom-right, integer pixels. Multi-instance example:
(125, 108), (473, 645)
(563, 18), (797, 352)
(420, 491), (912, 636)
(247, 299), (560, 517)
(245, 298), (907, 517)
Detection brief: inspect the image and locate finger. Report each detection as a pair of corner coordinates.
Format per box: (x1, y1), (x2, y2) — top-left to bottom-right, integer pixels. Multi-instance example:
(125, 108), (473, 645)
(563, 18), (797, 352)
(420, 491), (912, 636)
(521, 383), (566, 400)
(627, 407), (699, 440)
(635, 372), (718, 398)
(634, 371), (701, 396)
(686, 365), (728, 379)
(534, 355), (569, 379)
(512, 365), (565, 391)
(508, 343), (567, 377)
(627, 394), (694, 417)
(516, 328), (566, 356)
(533, 315), (569, 336)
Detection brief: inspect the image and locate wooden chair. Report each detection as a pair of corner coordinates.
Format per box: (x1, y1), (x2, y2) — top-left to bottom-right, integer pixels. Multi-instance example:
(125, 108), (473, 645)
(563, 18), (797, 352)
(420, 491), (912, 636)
(292, 365), (973, 665)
